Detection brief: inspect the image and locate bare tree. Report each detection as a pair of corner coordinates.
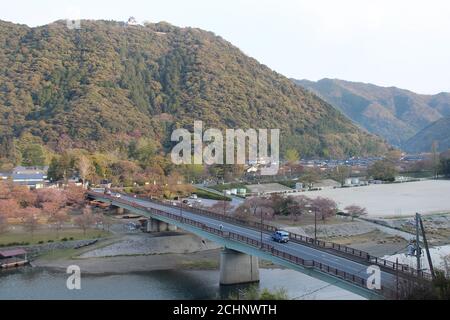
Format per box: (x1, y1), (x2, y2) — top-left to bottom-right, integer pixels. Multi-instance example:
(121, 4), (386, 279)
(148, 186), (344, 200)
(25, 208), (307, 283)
(210, 200), (233, 215)
(0, 212), (8, 234)
(92, 212), (111, 231)
(48, 208), (69, 238)
(22, 207), (41, 240)
(286, 195), (311, 222)
(311, 197), (337, 221)
(344, 205), (368, 221)
(74, 206), (94, 235)
(234, 206), (252, 222)
(242, 197), (273, 216)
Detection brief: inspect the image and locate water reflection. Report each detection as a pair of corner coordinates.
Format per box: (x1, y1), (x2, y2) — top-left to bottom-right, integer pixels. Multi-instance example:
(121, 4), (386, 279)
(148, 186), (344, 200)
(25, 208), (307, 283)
(0, 267), (364, 300)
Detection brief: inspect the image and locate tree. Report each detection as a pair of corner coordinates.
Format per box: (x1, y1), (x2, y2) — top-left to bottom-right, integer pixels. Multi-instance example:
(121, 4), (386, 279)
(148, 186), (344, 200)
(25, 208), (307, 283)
(0, 198), (20, 217)
(165, 172), (194, 199)
(48, 209), (69, 238)
(74, 207), (94, 235)
(21, 143), (46, 166)
(237, 197), (275, 220)
(385, 149), (402, 163)
(142, 183), (164, 198)
(77, 155), (93, 187)
(368, 160), (398, 181)
(229, 285), (288, 300)
(0, 212), (8, 234)
(93, 213), (107, 230)
(234, 205), (252, 221)
(0, 180), (13, 199)
(210, 200), (234, 215)
(22, 207), (41, 239)
(344, 205), (368, 221)
(10, 185), (37, 208)
(65, 184), (86, 208)
(41, 190), (70, 238)
(432, 141), (440, 179)
(311, 197), (337, 221)
(330, 165), (352, 186)
(47, 153), (75, 182)
(302, 167), (321, 186)
(440, 157), (450, 178)
(285, 149), (300, 164)
(268, 194), (288, 215)
(286, 195), (311, 221)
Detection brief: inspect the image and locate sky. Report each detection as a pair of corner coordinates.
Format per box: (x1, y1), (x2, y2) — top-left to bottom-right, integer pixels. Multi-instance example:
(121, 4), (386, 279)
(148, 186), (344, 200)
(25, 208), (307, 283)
(2, 0), (450, 94)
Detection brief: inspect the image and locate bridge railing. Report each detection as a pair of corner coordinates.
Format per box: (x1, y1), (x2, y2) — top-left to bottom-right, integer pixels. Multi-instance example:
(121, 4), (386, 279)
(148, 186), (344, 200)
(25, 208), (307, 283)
(89, 192), (401, 298)
(88, 191), (432, 282)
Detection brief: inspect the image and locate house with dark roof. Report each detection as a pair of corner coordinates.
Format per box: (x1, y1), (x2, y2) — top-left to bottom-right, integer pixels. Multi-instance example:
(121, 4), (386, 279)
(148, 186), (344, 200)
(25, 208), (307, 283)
(10, 166), (48, 189)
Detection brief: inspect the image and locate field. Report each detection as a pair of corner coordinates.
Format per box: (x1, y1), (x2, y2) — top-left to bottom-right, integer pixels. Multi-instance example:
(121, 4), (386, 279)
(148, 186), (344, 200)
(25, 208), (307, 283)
(301, 180), (450, 218)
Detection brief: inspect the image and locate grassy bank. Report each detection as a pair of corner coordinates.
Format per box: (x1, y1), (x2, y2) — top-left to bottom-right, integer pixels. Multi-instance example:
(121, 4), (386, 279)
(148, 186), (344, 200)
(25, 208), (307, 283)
(0, 228), (111, 247)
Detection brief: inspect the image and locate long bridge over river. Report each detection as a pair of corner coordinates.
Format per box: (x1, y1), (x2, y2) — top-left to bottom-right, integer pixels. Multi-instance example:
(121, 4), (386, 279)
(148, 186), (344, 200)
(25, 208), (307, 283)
(87, 190), (432, 300)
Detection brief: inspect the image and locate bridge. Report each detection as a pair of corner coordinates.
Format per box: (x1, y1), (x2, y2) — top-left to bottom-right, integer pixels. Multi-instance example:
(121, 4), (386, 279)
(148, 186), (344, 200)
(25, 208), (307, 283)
(87, 190), (432, 300)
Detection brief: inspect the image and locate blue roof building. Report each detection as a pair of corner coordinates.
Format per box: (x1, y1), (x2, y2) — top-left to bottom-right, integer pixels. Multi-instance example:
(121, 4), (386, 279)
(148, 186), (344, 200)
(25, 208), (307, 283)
(9, 166), (48, 188)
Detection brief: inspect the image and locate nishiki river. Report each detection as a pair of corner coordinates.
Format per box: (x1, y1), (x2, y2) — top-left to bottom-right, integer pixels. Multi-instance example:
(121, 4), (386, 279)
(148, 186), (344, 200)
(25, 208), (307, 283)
(0, 267), (364, 300)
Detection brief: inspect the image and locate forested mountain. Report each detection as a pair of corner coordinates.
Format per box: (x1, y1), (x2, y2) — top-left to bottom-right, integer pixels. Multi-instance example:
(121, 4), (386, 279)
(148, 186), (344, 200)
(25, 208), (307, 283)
(294, 78), (450, 149)
(403, 117), (450, 153)
(0, 19), (387, 165)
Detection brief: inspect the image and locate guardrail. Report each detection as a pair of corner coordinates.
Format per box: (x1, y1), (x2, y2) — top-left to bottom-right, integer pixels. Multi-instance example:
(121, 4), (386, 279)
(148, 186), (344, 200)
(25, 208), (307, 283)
(88, 191), (432, 282)
(89, 191), (397, 298)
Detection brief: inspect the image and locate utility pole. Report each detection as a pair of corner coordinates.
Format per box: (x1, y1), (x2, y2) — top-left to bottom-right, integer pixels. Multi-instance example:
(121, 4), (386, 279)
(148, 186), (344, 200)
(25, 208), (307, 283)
(396, 257), (399, 300)
(260, 207), (263, 248)
(223, 191), (227, 216)
(418, 213), (435, 279)
(415, 213), (421, 272)
(314, 208), (317, 242)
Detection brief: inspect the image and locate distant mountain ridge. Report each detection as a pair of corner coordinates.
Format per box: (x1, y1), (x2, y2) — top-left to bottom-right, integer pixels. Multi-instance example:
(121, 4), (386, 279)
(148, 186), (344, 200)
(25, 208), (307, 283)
(403, 117), (450, 153)
(0, 19), (388, 161)
(294, 78), (450, 151)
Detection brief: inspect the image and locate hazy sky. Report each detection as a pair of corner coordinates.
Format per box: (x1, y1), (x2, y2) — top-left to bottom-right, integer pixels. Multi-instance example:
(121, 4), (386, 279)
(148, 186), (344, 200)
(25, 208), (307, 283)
(2, 0), (450, 94)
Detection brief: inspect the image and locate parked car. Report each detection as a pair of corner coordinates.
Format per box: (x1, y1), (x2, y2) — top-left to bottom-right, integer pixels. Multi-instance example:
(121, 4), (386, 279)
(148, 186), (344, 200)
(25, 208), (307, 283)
(272, 230), (289, 243)
(113, 193), (121, 198)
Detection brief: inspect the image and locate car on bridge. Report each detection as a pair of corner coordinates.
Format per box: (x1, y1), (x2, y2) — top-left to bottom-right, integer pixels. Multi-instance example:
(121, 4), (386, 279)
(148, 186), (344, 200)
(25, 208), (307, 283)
(272, 230), (289, 243)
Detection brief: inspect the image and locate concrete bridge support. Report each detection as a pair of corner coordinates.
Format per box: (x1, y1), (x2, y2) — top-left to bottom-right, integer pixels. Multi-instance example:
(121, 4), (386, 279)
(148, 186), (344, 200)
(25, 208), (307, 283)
(110, 205), (125, 215)
(145, 217), (177, 232)
(219, 248), (259, 285)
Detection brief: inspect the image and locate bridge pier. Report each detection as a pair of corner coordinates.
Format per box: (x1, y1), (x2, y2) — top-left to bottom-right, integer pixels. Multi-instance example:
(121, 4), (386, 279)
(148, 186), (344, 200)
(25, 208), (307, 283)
(145, 217), (177, 232)
(110, 205), (125, 215)
(219, 248), (259, 285)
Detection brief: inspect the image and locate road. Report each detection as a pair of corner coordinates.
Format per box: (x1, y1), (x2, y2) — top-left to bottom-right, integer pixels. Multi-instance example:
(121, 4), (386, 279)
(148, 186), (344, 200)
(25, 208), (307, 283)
(117, 194), (398, 292)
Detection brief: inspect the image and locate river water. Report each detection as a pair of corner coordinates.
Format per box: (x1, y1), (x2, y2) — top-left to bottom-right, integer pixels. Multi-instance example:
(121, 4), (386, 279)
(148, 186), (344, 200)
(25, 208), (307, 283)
(0, 267), (363, 300)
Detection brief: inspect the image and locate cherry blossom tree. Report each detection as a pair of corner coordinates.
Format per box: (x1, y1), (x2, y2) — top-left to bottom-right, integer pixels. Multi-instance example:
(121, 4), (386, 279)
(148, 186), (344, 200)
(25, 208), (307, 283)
(310, 197), (338, 221)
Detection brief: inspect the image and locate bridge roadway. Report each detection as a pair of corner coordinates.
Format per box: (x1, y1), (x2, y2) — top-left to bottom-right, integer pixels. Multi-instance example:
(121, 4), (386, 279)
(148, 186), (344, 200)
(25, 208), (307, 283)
(89, 191), (416, 299)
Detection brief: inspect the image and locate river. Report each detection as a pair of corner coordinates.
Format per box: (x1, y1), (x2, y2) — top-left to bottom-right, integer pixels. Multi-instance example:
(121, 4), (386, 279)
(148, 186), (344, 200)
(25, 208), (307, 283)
(0, 267), (364, 300)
